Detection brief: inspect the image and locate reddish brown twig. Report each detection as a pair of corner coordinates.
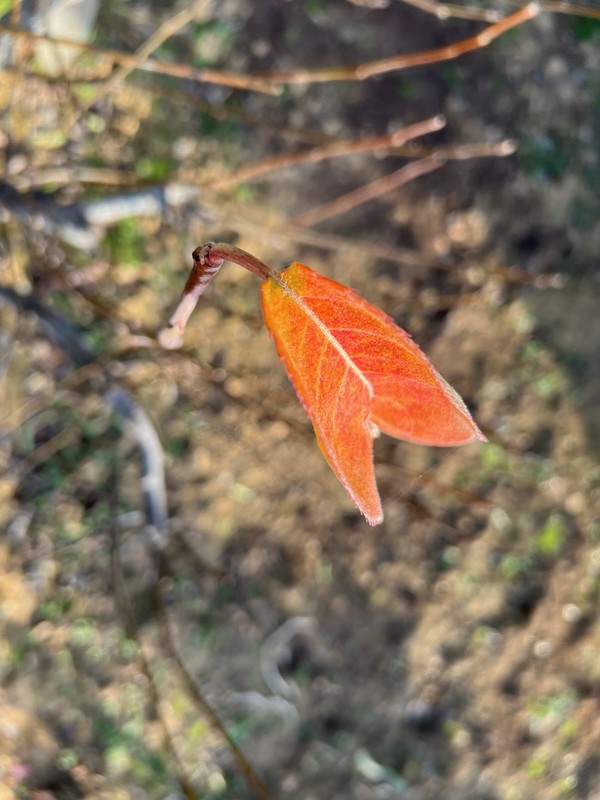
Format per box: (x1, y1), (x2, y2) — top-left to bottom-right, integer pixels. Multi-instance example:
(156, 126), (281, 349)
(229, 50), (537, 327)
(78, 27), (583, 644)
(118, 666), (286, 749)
(214, 132), (515, 197)
(6, 0), (599, 108)
(399, 0), (600, 22)
(540, 1), (600, 18)
(0, 23), (280, 95)
(214, 115), (446, 190)
(291, 156), (446, 228)
(153, 553), (274, 800)
(398, 0), (502, 22)
(80, 0), (213, 114)
(250, 2), (541, 85)
(346, 0), (390, 7)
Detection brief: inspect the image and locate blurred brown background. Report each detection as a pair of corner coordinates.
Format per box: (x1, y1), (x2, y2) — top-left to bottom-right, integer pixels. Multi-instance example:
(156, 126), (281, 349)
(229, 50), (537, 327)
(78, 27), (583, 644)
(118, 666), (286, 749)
(1, 1), (599, 798)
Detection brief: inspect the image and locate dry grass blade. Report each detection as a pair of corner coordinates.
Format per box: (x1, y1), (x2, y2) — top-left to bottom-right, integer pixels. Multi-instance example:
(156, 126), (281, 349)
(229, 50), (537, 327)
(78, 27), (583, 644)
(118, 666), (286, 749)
(291, 156), (446, 228)
(379, 460), (492, 509)
(15, 425), (81, 479)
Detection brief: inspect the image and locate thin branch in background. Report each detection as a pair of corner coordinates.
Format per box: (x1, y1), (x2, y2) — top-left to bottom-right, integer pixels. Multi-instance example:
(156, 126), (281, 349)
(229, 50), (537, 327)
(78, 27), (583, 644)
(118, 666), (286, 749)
(291, 156), (446, 228)
(11, 0), (22, 27)
(0, 23), (280, 95)
(411, 138), (516, 160)
(399, 0), (600, 23)
(214, 115), (446, 190)
(198, 197), (564, 287)
(153, 555), (275, 800)
(106, 386), (168, 535)
(18, 127), (514, 194)
(81, 69), (515, 160)
(77, 0), (212, 117)
(398, 0), (502, 22)
(379, 459), (492, 509)
(539, 1), (600, 19)
(214, 134), (515, 193)
(1, 0), (597, 108)
(346, 0), (390, 7)
(16, 166), (140, 190)
(109, 517), (200, 800)
(251, 2), (540, 84)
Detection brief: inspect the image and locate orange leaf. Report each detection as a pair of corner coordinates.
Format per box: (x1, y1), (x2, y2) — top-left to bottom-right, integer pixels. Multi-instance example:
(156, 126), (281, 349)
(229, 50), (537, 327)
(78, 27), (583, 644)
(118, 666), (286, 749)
(261, 263), (485, 525)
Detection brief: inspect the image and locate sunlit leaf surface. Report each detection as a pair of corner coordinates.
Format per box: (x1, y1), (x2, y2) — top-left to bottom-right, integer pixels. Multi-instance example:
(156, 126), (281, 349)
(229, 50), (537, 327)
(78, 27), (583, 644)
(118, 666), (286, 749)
(261, 263), (485, 524)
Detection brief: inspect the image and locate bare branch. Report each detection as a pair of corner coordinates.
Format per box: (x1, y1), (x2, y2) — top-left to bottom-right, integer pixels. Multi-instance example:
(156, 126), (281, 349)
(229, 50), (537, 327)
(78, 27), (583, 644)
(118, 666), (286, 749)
(398, 0), (502, 22)
(153, 556), (274, 800)
(539, 0), (600, 19)
(291, 156), (446, 228)
(79, 0), (212, 113)
(109, 524), (200, 800)
(347, 0), (390, 7)
(250, 3), (541, 85)
(214, 116), (446, 190)
(188, 197), (562, 287)
(106, 386), (168, 536)
(0, 23), (280, 95)
(11, 0), (22, 26)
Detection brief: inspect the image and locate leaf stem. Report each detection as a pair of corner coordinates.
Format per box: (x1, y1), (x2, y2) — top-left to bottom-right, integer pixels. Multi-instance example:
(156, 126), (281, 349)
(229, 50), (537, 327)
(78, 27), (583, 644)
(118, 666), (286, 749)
(158, 241), (275, 349)
(195, 241), (275, 281)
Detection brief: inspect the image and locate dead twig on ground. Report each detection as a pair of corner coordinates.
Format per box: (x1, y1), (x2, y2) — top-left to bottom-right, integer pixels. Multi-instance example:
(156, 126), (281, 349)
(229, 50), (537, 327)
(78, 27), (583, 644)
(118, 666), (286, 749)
(106, 386), (168, 537)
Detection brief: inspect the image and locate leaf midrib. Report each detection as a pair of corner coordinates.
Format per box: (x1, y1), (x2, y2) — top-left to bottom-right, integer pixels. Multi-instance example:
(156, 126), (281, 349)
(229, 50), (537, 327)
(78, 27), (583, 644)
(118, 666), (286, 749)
(270, 271), (373, 397)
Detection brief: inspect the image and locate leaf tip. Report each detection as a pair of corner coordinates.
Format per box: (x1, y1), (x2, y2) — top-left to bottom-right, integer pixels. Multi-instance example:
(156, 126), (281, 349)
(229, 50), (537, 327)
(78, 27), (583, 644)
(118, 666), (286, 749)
(365, 509), (384, 526)
(473, 426), (488, 443)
